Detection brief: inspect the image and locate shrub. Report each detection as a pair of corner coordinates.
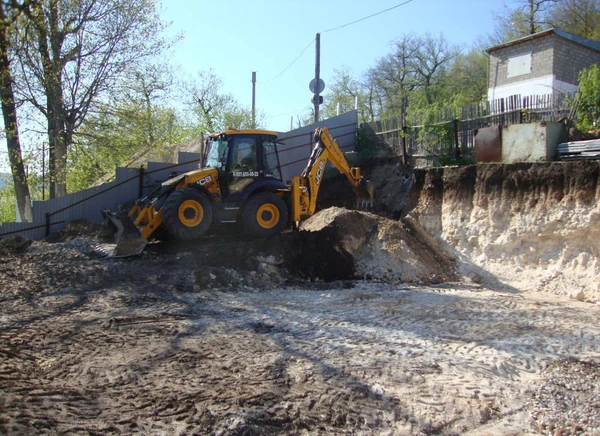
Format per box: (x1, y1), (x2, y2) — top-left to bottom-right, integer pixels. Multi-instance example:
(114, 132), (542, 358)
(576, 64), (600, 133)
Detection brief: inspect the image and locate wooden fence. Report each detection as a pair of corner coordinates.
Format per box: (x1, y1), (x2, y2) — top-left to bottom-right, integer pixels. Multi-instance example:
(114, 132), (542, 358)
(362, 93), (573, 167)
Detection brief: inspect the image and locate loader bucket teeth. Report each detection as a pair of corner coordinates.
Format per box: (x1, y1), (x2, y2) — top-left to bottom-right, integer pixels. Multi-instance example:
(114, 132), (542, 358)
(96, 210), (147, 258)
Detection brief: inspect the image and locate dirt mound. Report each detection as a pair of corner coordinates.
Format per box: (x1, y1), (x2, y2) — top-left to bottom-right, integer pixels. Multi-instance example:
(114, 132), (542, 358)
(0, 235), (32, 256)
(296, 207), (457, 284)
(44, 218), (101, 243)
(38, 207), (455, 288)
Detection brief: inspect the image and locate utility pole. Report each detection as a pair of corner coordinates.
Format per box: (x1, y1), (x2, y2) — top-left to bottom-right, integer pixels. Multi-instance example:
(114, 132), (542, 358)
(314, 33), (320, 124)
(251, 71), (256, 128)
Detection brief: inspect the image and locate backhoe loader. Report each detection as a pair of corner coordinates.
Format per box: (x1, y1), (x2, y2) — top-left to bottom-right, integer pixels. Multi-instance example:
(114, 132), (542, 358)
(98, 126), (374, 257)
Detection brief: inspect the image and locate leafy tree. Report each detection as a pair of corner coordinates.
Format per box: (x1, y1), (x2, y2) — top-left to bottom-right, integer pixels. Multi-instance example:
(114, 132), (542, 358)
(0, 182), (16, 223)
(445, 44), (489, 106)
(12, 0), (174, 198)
(0, 1), (32, 221)
(183, 69), (262, 133)
(574, 64), (600, 132)
(69, 102), (188, 191)
(65, 60), (191, 191)
(321, 67), (372, 123)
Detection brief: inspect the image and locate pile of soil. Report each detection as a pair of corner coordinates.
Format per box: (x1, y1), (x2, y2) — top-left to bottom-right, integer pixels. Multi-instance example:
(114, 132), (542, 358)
(0, 235), (32, 256)
(297, 207), (456, 284)
(43, 218), (102, 243)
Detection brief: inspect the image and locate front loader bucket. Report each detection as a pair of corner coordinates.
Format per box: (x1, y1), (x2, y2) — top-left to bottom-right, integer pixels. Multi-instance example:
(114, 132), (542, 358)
(96, 210), (147, 257)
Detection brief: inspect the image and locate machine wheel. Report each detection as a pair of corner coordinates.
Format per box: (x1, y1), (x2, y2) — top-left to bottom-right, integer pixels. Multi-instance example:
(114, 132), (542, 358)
(242, 191), (288, 238)
(162, 188), (213, 240)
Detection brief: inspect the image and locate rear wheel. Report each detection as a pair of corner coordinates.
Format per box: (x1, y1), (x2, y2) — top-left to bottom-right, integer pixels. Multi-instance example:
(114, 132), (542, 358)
(162, 188), (213, 240)
(242, 192), (288, 237)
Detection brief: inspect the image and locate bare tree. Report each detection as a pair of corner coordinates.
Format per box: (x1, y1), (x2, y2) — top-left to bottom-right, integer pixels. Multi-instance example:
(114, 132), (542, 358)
(183, 69), (257, 133)
(411, 34), (461, 105)
(13, 0), (172, 198)
(547, 0), (600, 39)
(368, 34), (420, 115)
(491, 0), (556, 44)
(0, 1), (31, 221)
(366, 34), (460, 117)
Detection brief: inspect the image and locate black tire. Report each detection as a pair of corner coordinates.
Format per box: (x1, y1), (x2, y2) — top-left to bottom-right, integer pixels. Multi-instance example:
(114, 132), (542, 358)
(242, 191), (288, 238)
(162, 188), (213, 240)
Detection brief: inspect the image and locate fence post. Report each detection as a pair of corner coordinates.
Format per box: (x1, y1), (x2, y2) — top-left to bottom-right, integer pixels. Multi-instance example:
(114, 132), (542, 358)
(401, 125), (408, 166)
(453, 119), (461, 161)
(45, 212), (51, 237)
(138, 165), (145, 198)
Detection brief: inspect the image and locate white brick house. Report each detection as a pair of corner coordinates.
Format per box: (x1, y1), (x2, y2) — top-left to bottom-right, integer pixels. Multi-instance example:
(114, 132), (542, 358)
(486, 29), (600, 103)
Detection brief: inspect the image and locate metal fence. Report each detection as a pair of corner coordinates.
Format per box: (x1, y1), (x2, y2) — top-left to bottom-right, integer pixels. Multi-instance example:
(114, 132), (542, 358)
(362, 93), (573, 167)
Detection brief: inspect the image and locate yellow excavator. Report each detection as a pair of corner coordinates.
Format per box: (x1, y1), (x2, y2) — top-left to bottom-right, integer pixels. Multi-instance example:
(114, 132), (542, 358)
(98, 126), (374, 257)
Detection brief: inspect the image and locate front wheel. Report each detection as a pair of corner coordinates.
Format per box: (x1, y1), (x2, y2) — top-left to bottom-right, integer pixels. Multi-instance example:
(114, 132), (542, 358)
(162, 188), (213, 240)
(242, 192), (288, 238)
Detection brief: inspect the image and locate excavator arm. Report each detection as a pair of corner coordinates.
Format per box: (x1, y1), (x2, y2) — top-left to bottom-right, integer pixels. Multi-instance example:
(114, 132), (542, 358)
(290, 127), (373, 222)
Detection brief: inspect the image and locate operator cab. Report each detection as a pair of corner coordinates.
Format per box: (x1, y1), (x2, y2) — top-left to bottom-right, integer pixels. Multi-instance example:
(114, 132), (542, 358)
(204, 128), (283, 200)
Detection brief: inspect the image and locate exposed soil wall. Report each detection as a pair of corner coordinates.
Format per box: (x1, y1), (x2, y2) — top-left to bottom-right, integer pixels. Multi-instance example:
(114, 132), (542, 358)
(404, 161), (600, 302)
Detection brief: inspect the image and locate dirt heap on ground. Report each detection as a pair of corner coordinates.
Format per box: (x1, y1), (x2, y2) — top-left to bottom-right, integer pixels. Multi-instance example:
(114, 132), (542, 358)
(0, 235), (32, 256)
(32, 204), (457, 289)
(296, 207), (456, 284)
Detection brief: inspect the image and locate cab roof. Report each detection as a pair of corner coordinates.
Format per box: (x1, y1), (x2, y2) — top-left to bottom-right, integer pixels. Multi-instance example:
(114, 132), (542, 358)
(209, 127), (278, 138)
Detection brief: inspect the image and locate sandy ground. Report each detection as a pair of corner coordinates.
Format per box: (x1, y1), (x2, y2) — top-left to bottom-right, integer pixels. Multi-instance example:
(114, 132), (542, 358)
(1, 222), (600, 435)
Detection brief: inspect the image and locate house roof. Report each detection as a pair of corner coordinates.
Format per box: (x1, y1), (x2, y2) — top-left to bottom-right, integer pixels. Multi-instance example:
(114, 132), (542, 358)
(486, 28), (600, 53)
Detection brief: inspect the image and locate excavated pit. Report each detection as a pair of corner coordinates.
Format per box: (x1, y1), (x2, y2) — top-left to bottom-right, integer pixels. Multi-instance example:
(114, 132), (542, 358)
(1, 160), (600, 436)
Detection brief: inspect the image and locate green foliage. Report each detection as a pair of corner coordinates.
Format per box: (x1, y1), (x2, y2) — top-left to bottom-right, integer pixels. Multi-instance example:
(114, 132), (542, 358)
(0, 183), (16, 223)
(68, 103), (189, 191)
(0, 171), (46, 223)
(356, 127), (381, 160)
(575, 64), (600, 132)
(321, 68), (372, 122)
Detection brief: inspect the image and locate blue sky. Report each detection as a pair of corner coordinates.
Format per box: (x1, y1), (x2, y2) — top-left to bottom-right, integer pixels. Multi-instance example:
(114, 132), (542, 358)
(161, 0), (519, 132)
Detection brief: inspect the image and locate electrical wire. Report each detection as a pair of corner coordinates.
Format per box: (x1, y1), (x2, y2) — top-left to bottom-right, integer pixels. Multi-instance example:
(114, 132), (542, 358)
(321, 0), (415, 34)
(258, 38), (315, 84)
(259, 0), (415, 84)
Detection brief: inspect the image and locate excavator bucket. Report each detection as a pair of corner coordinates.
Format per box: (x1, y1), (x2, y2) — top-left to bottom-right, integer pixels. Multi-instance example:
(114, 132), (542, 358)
(96, 209), (147, 257)
(354, 179), (375, 209)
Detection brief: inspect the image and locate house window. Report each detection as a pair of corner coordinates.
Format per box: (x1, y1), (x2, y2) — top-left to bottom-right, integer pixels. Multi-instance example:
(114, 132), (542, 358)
(507, 52), (532, 78)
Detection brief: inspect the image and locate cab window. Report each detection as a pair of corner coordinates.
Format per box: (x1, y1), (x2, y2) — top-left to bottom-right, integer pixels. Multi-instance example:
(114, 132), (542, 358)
(230, 137), (257, 171)
(262, 138), (281, 180)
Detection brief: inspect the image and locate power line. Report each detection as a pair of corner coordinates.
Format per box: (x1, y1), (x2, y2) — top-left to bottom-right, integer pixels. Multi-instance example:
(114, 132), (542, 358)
(258, 0), (415, 84)
(258, 38), (315, 84)
(321, 0), (414, 34)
